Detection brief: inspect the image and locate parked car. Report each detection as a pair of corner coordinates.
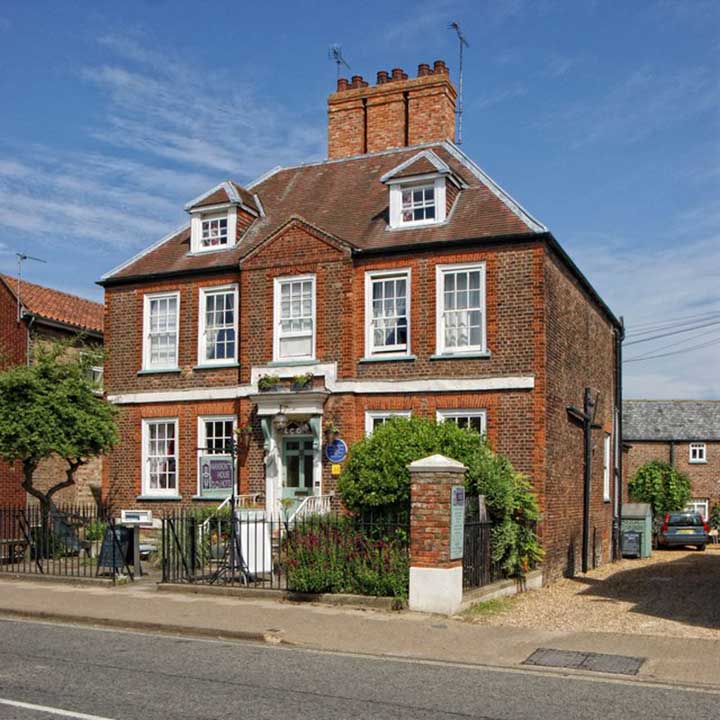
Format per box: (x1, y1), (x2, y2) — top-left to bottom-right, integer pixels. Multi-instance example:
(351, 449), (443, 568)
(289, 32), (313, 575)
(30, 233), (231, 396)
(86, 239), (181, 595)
(655, 512), (710, 551)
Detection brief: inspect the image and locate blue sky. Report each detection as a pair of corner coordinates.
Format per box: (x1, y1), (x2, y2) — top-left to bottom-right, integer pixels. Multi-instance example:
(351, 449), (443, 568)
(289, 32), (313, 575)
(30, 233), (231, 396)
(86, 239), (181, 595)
(0, 0), (718, 398)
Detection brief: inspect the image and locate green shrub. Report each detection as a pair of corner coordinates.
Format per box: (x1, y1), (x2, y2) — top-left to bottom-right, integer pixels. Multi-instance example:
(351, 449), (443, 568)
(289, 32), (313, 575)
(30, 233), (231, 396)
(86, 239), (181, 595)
(628, 460), (691, 516)
(284, 517), (409, 598)
(709, 504), (720, 531)
(337, 416), (543, 578)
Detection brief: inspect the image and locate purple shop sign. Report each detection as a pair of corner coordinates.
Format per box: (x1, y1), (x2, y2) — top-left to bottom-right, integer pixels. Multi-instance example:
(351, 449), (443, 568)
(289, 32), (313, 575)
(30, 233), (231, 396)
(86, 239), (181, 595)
(199, 456), (234, 493)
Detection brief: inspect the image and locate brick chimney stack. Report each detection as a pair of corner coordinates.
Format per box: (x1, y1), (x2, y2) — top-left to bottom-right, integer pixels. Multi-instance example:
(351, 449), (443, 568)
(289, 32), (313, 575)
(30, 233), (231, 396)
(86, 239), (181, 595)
(327, 60), (457, 160)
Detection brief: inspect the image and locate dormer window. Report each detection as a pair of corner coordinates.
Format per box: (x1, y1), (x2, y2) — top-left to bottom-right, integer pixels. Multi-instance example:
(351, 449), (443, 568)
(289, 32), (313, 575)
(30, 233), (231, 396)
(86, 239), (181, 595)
(190, 208), (237, 254)
(402, 185), (436, 223)
(381, 150), (454, 230)
(201, 216), (228, 248)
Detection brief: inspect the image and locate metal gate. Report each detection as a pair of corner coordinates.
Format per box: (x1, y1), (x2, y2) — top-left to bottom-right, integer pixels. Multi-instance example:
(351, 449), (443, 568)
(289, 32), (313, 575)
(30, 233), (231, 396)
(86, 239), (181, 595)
(462, 497), (495, 589)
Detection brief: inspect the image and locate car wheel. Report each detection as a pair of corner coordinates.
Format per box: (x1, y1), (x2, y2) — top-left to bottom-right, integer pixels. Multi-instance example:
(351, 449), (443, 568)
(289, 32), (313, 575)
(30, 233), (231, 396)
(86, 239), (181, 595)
(697, 544), (706, 551)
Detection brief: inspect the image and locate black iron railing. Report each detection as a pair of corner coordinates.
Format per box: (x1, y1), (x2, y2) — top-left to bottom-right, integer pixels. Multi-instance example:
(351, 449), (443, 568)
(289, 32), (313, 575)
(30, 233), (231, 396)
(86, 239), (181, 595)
(0, 503), (132, 582)
(161, 509), (410, 598)
(463, 497), (499, 589)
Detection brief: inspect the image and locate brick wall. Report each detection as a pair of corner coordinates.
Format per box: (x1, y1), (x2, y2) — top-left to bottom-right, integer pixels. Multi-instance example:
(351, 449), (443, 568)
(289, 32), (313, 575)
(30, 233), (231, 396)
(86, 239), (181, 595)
(625, 440), (720, 513)
(327, 62), (456, 159)
(542, 248), (618, 578)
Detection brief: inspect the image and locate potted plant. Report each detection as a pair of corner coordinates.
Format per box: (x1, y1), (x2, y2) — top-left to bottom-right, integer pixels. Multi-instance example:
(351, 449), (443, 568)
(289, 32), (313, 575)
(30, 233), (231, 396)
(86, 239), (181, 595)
(291, 372), (313, 391)
(324, 418), (340, 439)
(257, 374), (281, 392)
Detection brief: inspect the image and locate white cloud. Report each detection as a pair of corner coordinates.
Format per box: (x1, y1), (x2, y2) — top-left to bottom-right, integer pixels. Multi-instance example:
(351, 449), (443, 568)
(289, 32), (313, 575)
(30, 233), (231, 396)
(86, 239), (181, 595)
(569, 206), (720, 399)
(0, 33), (325, 260)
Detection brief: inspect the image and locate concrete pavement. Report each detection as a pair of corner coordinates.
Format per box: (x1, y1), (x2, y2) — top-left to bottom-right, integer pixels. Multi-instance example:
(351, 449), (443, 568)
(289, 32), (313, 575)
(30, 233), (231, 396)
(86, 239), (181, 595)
(0, 577), (718, 691)
(0, 618), (718, 720)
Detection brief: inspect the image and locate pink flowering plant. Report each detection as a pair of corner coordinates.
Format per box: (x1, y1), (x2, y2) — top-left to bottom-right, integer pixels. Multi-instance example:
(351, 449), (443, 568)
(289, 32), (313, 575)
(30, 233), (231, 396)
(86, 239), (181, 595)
(284, 515), (409, 598)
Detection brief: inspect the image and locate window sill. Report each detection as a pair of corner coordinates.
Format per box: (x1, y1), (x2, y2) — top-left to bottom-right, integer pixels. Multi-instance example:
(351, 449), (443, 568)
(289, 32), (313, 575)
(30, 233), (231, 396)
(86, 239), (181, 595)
(193, 362), (240, 370)
(191, 494), (232, 501)
(136, 495), (182, 502)
(267, 359), (318, 367)
(359, 354), (416, 363)
(430, 351), (491, 360)
(187, 246), (236, 257)
(137, 368), (182, 375)
(689, 461), (707, 465)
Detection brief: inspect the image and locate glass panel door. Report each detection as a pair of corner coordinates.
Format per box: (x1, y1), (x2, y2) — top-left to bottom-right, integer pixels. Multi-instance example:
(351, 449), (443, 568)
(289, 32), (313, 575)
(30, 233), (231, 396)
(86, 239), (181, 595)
(282, 437), (315, 516)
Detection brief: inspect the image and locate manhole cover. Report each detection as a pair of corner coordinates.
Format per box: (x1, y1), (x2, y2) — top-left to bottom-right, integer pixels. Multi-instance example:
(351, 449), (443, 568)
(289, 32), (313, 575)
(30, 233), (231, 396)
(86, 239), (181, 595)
(523, 648), (645, 676)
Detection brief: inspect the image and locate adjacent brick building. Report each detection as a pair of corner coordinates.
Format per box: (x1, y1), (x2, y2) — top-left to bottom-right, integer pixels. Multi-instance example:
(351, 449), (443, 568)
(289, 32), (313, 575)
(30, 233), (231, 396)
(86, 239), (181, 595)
(623, 400), (720, 520)
(0, 274), (104, 507)
(100, 61), (623, 579)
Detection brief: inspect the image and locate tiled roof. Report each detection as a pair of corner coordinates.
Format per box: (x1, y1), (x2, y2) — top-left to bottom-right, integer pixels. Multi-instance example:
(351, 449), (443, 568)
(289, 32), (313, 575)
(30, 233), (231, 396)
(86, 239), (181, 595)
(0, 275), (104, 334)
(104, 141), (545, 282)
(623, 400), (720, 441)
(185, 180), (259, 214)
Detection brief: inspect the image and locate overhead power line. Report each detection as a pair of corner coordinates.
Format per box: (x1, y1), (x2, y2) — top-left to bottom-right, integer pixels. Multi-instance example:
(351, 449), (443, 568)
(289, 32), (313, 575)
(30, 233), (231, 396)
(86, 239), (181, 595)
(624, 311), (720, 338)
(624, 318), (720, 346)
(626, 309), (720, 332)
(624, 334), (720, 363)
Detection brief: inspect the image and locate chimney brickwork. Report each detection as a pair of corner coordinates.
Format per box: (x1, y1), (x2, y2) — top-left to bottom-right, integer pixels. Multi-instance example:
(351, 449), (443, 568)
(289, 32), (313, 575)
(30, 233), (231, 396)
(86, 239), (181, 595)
(327, 60), (457, 160)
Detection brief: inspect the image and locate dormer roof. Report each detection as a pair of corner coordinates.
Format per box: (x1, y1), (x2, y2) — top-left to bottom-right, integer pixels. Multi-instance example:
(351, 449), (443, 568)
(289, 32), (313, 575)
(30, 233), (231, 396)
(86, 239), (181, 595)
(184, 180), (260, 215)
(380, 149), (452, 183)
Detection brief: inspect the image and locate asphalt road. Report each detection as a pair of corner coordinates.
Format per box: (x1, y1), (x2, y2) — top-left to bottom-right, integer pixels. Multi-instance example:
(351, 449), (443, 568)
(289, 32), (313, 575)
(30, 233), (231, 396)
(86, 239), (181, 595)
(0, 618), (716, 720)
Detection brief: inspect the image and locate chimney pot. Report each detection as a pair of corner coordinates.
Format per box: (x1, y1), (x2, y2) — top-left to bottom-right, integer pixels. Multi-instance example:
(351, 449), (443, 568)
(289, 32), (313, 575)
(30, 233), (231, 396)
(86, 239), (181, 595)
(376, 70), (389, 84)
(391, 68), (404, 81)
(337, 77), (349, 92)
(401, 71), (408, 80)
(417, 63), (431, 77)
(351, 75), (364, 89)
(433, 59), (448, 74)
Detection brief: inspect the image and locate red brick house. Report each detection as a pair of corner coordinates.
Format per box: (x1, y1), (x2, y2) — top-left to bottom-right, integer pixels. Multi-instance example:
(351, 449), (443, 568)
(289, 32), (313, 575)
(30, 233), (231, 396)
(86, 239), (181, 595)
(623, 400), (720, 520)
(100, 60), (622, 578)
(0, 274), (104, 506)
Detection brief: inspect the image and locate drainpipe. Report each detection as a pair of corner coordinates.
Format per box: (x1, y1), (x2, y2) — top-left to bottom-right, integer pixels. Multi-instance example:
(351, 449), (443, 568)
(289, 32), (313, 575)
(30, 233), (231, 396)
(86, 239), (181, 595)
(25, 313), (35, 365)
(613, 317), (625, 561)
(669, 441), (675, 466)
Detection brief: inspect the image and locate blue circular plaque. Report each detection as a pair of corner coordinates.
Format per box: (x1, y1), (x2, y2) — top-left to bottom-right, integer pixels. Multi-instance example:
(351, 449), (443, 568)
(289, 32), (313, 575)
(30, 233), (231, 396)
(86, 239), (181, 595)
(325, 438), (348, 463)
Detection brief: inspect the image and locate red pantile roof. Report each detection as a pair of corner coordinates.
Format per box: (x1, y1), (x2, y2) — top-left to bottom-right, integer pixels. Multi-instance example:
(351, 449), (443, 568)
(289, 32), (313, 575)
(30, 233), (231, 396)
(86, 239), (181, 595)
(0, 275), (104, 334)
(104, 141), (545, 282)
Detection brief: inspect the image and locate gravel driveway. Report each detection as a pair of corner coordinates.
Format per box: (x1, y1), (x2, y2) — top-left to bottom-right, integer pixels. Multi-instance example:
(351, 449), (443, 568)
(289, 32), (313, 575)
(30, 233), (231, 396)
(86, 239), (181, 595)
(464, 547), (720, 639)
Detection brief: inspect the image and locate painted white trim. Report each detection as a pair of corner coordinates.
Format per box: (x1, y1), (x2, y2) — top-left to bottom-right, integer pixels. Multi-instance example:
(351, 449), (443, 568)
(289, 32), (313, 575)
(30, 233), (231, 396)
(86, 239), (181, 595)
(141, 417), (179, 498)
(435, 262), (487, 356)
(365, 409), (411, 436)
(142, 290), (180, 372)
(380, 149), (451, 183)
(109, 372), (535, 405)
(436, 408), (487, 435)
(689, 442), (707, 464)
(100, 223), (190, 281)
(364, 268), (412, 358)
(603, 432), (612, 503)
(273, 274), (316, 363)
(389, 177), (446, 230)
(196, 414), (237, 497)
(184, 180), (245, 211)
(685, 498), (709, 520)
(197, 284), (239, 365)
(190, 207), (237, 254)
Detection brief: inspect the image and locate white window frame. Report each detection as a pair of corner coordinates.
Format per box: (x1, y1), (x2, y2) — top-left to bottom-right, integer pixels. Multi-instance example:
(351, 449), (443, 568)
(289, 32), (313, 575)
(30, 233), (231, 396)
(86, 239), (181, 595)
(685, 498), (709, 520)
(141, 418), (179, 498)
(364, 268), (411, 357)
(273, 274), (316, 362)
(603, 433), (612, 503)
(197, 284), (239, 366)
(142, 291), (180, 371)
(435, 262), (487, 356)
(435, 409), (487, 435)
(196, 415), (237, 497)
(365, 410), (411, 436)
(190, 206), (238, 254)
(689, 442), (707, 464)
(388, 176), (447, 229)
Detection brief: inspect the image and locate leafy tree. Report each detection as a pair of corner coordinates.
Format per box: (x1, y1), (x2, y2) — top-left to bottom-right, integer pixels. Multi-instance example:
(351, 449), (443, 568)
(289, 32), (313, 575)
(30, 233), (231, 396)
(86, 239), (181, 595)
(0, 341), (117, 514)
(628, 460), (691, 516)
(337, 416), (543, 577)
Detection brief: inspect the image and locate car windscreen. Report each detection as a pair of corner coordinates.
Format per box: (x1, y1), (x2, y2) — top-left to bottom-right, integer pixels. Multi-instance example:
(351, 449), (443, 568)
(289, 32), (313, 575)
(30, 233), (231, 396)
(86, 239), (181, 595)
(668, 513), (703, 527)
